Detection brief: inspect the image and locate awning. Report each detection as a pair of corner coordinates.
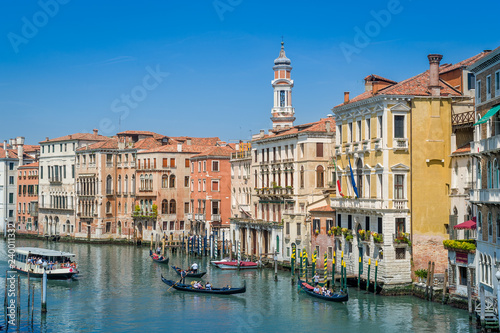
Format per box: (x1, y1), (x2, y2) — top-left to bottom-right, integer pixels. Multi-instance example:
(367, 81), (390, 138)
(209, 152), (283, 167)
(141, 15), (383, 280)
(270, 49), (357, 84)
(454, 218), (477, 230)
(474, 105), (500, 126)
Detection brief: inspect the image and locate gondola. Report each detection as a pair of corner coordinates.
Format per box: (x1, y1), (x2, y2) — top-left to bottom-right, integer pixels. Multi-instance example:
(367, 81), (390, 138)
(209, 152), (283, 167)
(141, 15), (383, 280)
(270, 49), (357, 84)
(161, 275), (246, 295)
(150, 250), (169, 264)
(171, 266), (206, 278)
(298, 280), (348, 302)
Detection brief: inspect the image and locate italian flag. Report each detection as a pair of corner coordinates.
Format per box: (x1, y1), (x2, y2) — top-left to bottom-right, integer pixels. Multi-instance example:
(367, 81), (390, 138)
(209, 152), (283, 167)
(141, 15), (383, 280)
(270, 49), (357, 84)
(334, 157), (344, 197)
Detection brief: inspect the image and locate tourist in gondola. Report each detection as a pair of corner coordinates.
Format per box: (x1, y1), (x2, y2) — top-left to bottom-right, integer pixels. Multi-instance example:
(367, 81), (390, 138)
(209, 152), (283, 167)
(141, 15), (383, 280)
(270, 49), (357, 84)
(313, 285), (320, 294)
(205, 282), (211, 290)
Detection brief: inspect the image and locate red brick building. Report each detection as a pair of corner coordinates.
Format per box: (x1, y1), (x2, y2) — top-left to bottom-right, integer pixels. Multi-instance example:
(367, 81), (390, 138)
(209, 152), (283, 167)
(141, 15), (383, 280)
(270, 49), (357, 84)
(310, 205), (336, 268)
(16, 162), (39, 234)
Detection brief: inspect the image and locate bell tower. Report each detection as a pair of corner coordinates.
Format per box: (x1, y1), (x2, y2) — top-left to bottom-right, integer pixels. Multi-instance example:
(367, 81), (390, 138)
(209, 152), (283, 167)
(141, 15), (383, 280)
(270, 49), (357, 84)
(271, 41), (295, 129)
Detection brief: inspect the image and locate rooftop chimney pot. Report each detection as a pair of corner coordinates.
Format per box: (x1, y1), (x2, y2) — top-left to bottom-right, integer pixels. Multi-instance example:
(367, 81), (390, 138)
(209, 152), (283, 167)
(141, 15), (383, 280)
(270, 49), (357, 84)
(93, 129), (98, 136)
(428, 54), (443, 97)
(344, 92), (350, 104)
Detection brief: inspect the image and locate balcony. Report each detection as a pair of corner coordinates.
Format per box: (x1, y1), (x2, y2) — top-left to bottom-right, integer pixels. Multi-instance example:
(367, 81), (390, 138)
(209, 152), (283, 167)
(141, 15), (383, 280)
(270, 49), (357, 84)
(361, 140), (370, 152)
(393, 232), (411, 246)
(195, 213), (205, 221)
(393, 138), (408, 151)
(335, 145), (342, 155)
(212, 214), (221, 222)
(231, 151), (251, 160)
(49, 177), (62, 184)
(331, 197), (388, 210)
(344, 143), (352, 154)
(186, 213), (193, 220)
(282, 158), (294, 163)
(470, 189), (500, 203)
(130, 161), (136, 168)
(392, 199), (408, 210)
(372, 138), (382, 151)
(132, 210), (157, 219)
(472, 135), (500, 155)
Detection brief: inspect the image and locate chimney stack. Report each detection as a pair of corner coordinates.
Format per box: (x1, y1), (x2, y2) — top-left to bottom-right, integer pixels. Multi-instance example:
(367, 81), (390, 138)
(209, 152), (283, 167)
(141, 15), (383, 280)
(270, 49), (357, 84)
(428, 54), (443, 97)
(344, 92), (350, 104)
(260, 129), (265, 138)
(45, 137), (49, 142)
(16, 137), (24, 166)
(325, 120), (331, 133)
(3, 140), (6, 151)
(93, 129), (98, 136)
(177, 142), (182, 152)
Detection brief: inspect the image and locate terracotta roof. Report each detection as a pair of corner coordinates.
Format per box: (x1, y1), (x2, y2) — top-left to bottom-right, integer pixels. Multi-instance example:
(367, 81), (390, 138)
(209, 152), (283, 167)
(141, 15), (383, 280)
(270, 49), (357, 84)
(77, 139), (120, 151)
(40, 133), (111, 144)
(134, 137), (163, 150)
(309, 205), (335, 212)
(439, 51), (491, 74)
(170, 137), (221, 146)
(254, 117), (336, 141)
(18, 161), (39, 169)
(452, 143), (471, 155)
(190, 146), (234, 158)
(23, 145), (40, 153)
(116, 130), (167, 140)
(0, 148), (35, 160)
(364, 74), (397, 84)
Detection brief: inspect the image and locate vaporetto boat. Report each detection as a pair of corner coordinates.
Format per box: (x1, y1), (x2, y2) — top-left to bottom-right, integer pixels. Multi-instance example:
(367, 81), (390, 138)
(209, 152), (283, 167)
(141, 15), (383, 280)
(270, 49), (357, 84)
(12, 247), (79, 280)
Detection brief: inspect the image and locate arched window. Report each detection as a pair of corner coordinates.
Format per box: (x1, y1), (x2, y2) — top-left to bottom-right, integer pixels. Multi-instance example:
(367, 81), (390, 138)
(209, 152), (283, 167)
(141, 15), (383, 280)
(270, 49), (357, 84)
(125, 175), (128, 194)
(477, 160), (482, 190)
(149, 174), (153, 190)
(162, 199), (168, 214)
(316, 165), (324, 188)
(169, 200), (176, 214)
(162, 175), (168, 188)
(170, 175), (176, 188)
(106, 175), (112, 195)
(300, 166), (305, 188)
(478, 211), (482, 233)
(494, 159), (499, 189)
(488, 161), (492, 188)
(488, 212), (493, 237)
(356, 159), (363, 198)
(118, 175), (122, 194)
(106, 201), (111, 213)
(117, 221), (122, 235)
(140, 199), (144, 211)
(118, 202), (121, 214)
(131, 175), (136, 194)
(140, 174), (145, 190)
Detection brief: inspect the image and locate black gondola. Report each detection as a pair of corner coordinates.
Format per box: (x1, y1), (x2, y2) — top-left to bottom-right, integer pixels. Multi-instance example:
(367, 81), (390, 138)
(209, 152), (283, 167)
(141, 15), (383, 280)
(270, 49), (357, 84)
(171, 266), (206, 278)
(150, 250), (169, 264)
(161, 275), (246, 295)
(298, 280), (348, 302)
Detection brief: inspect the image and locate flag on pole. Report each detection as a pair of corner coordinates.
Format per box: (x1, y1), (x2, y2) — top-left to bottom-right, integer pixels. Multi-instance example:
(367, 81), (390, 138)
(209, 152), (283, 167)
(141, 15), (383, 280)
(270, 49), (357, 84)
(348, 157), (359, 198)
(334, 156), (344, 197)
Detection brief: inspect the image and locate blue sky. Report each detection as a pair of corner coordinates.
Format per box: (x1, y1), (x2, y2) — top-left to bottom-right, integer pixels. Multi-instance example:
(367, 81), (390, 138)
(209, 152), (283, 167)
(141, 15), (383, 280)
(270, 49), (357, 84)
(1, 0), (499, 145)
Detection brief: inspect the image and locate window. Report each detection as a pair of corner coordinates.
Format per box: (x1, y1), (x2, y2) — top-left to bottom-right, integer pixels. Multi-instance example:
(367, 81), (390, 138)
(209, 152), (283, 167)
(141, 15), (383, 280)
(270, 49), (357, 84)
(300, 166), (304, 188)
(348, 215), (352, 229)
(476, 80), (481, 103)
(316, 165), (324, 187)
(169, 200), (176, 214)
(378, 116), (383, 137)
(162, 158), (168, 168)
(395, 247), (405, 260)
(487, 75), (491, 100)
(9, 163), (14, 170)
(313, 219), (320, 232)
(296, 223), (301, 236)
(365, 216), (370, 231)
(185, 159), (190, 168)
(203, 161), (206, 172)
(184, 176), (189, 187)
(40, 166), (43, 179)
(488, 212), (493, 237)
(203, 179), (206, 191)
(316, 143), (323, 157)
(170, 158), (176, 168)
(394, 174), (404, 199)
(468, 73), (476, 90)
(162, 200), (168, 214)
(394, 115), (404, 138)
(162, 175), (168, 188)
(280, 90), (285, 107)
(356, 120), (361, 141)
(348, 122), (353, 142)
(9, 176), (14, 185)
(212, 160), (219, 172)
(365, 118), (371, 140)
(105, 222), (111, 233)
(395, 218), (405, 234)
(106, 175), (112, 194)
(286, 222), (290, 235)
(198, 161), (201, 172)
(184, 202), (189, 213)
(212, 201), (219, 215)
(326, 219), (334, 230)
(496, 71), (500, 97)
(9, 193), (13, 204)
(212, 180), (219, 191)
(378, 217), (383, 233)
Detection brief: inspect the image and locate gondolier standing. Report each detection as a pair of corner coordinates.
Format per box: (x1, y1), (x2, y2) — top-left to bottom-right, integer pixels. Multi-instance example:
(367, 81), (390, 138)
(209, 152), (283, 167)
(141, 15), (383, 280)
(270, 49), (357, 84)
(180, 270), (187, 284)
(191, 262), (198, 274)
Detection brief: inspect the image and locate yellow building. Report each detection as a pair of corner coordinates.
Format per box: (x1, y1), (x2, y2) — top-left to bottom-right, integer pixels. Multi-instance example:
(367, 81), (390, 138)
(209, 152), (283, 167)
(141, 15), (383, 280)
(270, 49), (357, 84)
(331, 53), (484, 286)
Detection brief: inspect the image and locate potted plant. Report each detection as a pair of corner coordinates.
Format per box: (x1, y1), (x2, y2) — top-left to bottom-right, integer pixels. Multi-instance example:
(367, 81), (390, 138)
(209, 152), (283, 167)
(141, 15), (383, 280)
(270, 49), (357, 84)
(315, 229), (319, 236)
(328, 229), (333, 236)
(372, 232), (383, 243)
(415, 269), (428, 283)
(394, 232), (411, 246)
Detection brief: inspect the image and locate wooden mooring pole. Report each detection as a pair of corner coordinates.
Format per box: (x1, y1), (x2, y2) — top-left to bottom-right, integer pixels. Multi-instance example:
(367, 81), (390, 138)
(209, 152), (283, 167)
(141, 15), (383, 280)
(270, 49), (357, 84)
(425, 261), (431, 299)
(442, 268), (448, 304)
(429, 262), (435, 301)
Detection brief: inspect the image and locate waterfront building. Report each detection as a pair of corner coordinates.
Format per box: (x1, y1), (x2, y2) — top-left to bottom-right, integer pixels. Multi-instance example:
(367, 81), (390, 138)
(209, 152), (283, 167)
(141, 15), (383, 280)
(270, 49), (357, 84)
(0, 137), (34, 234)
(231, 42), (336, 262)
(468, 46), (500, 323)
(189, 144), (233, 240)
(309, 205), (336, 270)
(229, 142), (252, 241)
(39, 130), (110, 237)
(16, 162), (39, 234)
(135, 137), (220, 241)
(332, 52), (486, 286)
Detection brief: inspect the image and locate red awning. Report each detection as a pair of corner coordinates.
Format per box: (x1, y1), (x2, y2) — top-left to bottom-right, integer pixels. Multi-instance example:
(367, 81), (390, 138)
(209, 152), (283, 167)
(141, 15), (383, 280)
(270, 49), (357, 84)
(454, 218), (477, 230)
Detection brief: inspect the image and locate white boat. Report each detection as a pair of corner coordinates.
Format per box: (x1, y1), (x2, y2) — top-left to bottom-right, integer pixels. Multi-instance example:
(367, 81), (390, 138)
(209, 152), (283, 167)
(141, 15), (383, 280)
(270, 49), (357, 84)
(12, 247), (79, 280)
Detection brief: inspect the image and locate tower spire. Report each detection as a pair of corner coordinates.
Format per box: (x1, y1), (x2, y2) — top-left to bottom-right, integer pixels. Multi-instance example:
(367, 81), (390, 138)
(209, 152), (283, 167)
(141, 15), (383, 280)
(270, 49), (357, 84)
(271, 41), (295, 130)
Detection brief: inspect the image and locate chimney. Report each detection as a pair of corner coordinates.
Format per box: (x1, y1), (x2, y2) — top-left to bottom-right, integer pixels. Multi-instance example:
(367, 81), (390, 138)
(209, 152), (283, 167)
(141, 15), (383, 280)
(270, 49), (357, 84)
(45, 137), (49, 142)
(344, 92), (350, 104)
(325, 120), (331, 133)
(9, 138), (15, 148)
(177, 142), (182, 152)
(187, 138), (192, 146)
(3, 140), (6, 151)
(93, 129), (98, 136)
(16, 137), (24, 166)
(428, 54), (443, 97)
(260, 129), (265, 138)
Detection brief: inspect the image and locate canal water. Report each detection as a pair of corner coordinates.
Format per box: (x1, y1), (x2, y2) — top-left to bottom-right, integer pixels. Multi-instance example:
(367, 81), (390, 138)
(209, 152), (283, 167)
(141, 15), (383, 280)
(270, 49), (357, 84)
(0, 238), (476, 332)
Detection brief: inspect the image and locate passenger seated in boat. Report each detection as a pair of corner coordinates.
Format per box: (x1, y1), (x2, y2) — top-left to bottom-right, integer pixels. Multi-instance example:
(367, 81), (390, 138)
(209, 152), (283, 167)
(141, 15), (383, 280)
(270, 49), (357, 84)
(37, 258), (43, 265)
(205, 282), (211, 290)
(313, 286), (320, 293)
(193, 281), (202, 289)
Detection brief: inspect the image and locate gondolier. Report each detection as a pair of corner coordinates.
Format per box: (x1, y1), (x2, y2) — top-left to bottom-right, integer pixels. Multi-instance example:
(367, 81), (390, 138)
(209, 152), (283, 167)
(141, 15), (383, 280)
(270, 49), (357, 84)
(181, 269), (187, 284)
